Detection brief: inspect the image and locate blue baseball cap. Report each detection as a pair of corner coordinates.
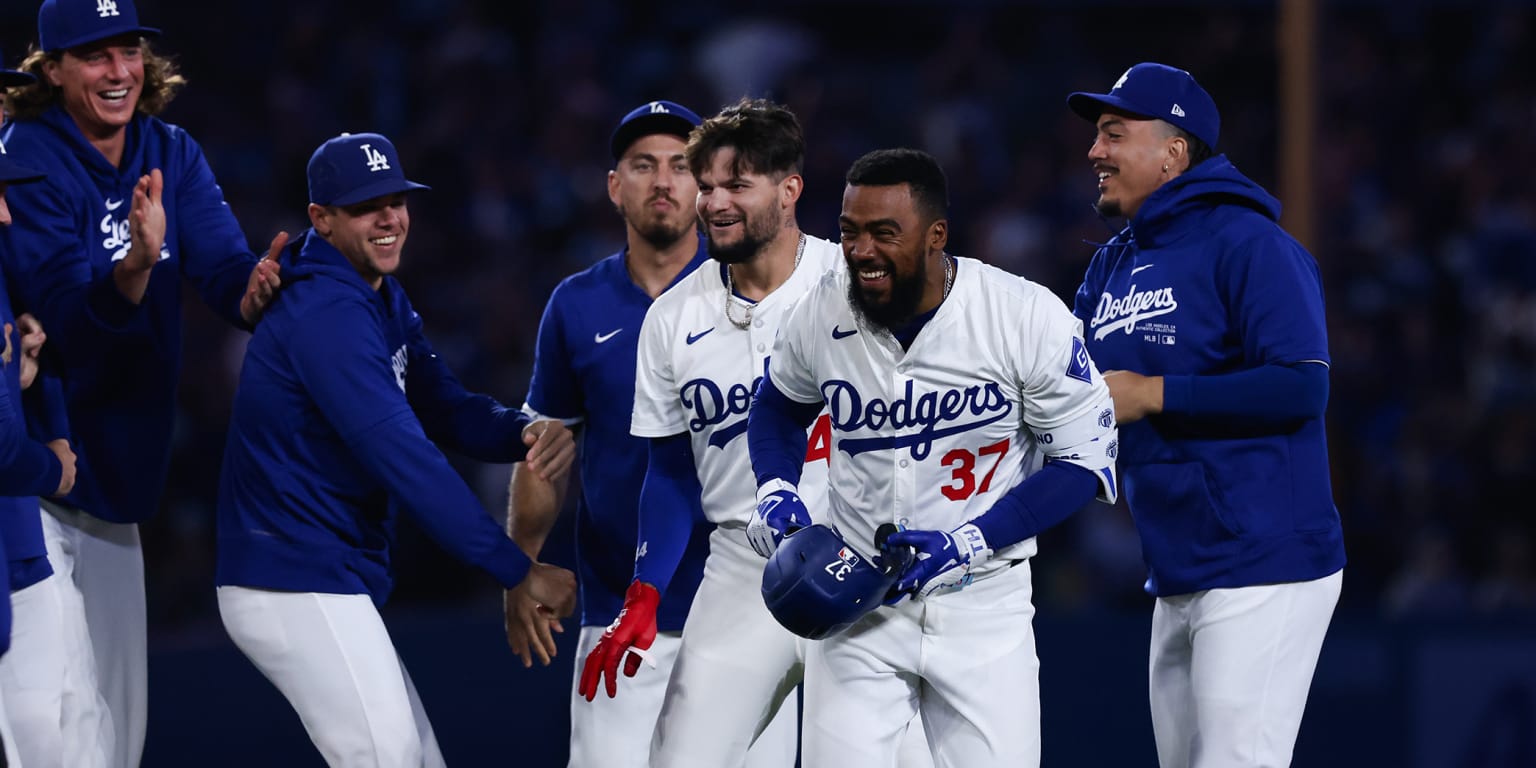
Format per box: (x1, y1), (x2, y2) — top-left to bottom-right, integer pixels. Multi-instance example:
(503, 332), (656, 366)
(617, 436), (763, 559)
(307, 132), (429, 207)
(1, 46), (35, 88)
(609, 100), (703, 161)
(0, 49), (45, 184)
(1068, 62), (1220, 149)
(38, 0), (161, 53)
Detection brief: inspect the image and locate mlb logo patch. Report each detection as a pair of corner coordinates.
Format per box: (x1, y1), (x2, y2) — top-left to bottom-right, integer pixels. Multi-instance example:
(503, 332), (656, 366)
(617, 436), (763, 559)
(1066, 337), (1093, 384)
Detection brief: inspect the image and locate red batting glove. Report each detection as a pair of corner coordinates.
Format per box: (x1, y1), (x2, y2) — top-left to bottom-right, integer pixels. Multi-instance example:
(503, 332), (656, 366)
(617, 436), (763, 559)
(578, 580), (660, 701)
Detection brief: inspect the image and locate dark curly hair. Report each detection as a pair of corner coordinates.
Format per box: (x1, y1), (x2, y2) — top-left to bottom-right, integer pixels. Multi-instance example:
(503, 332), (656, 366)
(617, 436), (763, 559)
(685, 97), (804, 181)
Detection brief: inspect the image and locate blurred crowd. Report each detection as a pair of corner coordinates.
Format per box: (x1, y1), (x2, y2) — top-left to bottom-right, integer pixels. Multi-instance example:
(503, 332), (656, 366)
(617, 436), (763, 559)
(4, 0), (1531, 633)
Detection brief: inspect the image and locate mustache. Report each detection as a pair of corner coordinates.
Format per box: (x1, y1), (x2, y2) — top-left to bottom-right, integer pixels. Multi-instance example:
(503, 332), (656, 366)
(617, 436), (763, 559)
(647, 193), (679, 208)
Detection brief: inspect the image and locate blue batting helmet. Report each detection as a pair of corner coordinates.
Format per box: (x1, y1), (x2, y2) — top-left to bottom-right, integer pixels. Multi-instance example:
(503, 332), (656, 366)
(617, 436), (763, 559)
(761, 524), (912, 640)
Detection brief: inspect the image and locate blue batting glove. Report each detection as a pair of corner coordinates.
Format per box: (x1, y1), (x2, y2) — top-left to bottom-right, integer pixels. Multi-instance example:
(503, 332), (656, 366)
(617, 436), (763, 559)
(747, 479), (810, 558)
(886, 522), (993, 599)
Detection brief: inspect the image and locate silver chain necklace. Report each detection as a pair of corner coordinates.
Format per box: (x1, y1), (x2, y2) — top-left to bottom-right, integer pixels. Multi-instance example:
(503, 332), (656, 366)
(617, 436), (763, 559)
(942, 253), (954, 300)
(725, 232), (806, 330)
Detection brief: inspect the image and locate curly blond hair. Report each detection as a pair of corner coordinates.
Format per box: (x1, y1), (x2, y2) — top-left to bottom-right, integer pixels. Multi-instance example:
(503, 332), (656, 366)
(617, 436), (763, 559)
(3, 39), (186, 122)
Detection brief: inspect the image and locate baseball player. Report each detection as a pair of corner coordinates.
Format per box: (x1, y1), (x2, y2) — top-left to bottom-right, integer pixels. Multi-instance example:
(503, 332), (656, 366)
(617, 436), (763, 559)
(1, 107), (76, 768)
(1, 2), (283, 763)
(504, 99), (791, 766)
(747, 148), (1118, 767)
(1067, 63), (1345, 767)
(576, 97), (838, 767)
(214, 131), (578, 766)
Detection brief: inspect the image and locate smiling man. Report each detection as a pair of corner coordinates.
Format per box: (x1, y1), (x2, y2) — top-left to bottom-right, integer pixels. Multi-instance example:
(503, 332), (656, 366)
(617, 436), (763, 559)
(214, 132), (578, 765)
(746, 147), (1118, 766)
(0, 1), (284, 764)
(577, 97), (841, 767)
(1067, 62), (1345, 768)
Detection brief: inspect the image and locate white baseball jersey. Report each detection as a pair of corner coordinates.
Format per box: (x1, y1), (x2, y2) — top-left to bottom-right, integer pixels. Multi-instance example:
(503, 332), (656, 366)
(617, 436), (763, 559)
(632, 235), (842, 525)
(769, 256), (1118, 571)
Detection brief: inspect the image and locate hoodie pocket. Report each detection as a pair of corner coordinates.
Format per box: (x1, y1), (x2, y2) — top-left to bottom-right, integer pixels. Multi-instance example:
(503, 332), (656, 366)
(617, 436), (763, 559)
(1128, 461), (1243, 538)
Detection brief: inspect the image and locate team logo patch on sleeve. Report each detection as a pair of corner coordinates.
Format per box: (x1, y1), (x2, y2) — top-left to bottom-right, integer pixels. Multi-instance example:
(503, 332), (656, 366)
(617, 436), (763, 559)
(1066, 337), (1093, 384)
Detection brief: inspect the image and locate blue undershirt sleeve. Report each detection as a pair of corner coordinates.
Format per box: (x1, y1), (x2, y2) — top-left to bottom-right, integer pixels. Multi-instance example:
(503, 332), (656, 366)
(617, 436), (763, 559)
(748, 375), (821, 488)
(1161, 362), (1328, 426)
(971, 460), (1099, 550)
(633, 434), (706, 595)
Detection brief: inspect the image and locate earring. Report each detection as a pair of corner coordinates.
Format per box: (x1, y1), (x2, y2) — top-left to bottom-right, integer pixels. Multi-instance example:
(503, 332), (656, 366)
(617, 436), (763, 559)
(1162, 164), (1169, 173)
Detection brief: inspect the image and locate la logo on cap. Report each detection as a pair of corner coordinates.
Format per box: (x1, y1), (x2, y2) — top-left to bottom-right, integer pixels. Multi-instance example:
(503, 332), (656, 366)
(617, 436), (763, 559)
(1112, 69), (1131, 91)
(96, 0), (119, 18)
(649, 101), (670, 114)
(361, 144), (390, 172)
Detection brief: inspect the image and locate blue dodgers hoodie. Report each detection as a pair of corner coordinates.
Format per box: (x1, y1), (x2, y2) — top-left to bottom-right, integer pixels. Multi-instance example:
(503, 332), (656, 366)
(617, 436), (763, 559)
(216, 230), (532, 603)
(0, 106), (258, 524)
(1073, 156), (1346, 597)
(0, 282), (60, 594)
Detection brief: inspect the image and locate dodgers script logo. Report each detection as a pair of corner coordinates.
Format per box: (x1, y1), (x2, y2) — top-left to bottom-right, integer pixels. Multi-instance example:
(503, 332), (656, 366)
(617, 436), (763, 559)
(361, 144), (391, 172)
(679, 376), (759, 448)
(102, 198), (171, 263)
(1090, 283), (1178, 341)
(390, 344), (408, 393)
(824, 379), (1013, 460)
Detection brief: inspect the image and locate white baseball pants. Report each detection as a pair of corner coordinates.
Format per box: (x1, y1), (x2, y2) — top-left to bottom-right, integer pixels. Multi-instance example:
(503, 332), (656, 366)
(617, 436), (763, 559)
(802, 560), (1040, 768)
(1149, 568), (1343, 768)
(570, 627), (796, 767)
(40, 499), (137, 768)
(217, 587), (445, 768)
(0, 573), (68, 767)
(649, 529), (802, 768)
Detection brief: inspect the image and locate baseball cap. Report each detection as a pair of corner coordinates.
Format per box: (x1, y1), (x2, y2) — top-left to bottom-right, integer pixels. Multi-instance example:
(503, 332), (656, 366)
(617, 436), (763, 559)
(306, 132), (429, 207)
(1068, 62), (1220, 149)
(609, 100), (703, 161)
(1, 46), (36, 88)
(38, 0), (161, 53)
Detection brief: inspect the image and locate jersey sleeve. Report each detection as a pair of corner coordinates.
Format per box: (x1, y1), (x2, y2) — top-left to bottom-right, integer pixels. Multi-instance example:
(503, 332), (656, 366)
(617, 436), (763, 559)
(631, 296), (684, 438)
(766, 287), (822, 405)
(1220, 231), (1330, 367)
(524, 282), (584, 422)
(172, 132), (260, 330)
(1015, 287), (1118, 504)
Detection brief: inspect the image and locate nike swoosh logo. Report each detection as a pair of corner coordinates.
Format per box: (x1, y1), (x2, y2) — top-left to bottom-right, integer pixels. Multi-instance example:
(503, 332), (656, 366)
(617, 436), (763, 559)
(594, 328), (623, 344)
(1131, 264), (1154, 275)
(832, 326), (858, 340)
(105, 198), (124, 211)
(686, 327), (714, 345)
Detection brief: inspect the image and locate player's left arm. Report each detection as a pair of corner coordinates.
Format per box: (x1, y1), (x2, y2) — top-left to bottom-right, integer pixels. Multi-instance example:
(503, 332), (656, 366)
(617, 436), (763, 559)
(745, 300), (825, 555)
(1113, 234), (1331, 428)
(401, 304), (573, 476)
(169, 133), (265, 329)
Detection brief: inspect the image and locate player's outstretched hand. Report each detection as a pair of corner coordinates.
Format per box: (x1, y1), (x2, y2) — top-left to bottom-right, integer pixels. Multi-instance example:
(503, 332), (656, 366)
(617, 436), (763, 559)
(240, 231), (288, 325)
(747, 479), (811, 558)
(504, 571), (566, 669)
(124, 169), (167, 274)
(522, 419), (575, 483)
(578, 581), (660, 701)
(886, 522), (993, 599)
